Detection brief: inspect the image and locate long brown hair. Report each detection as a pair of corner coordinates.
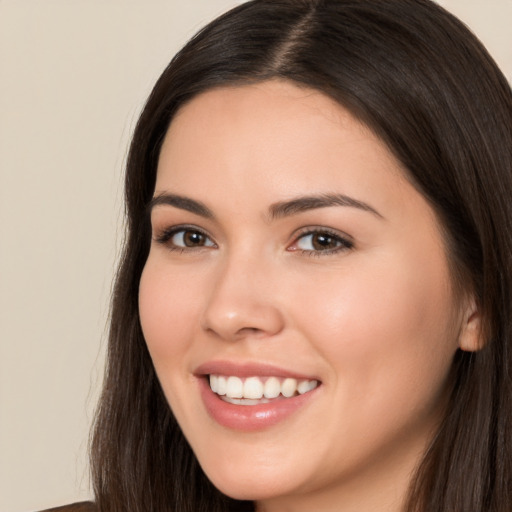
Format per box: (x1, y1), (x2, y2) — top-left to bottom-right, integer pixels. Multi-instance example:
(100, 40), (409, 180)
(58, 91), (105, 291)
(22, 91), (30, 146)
(91, 1), (512, 510)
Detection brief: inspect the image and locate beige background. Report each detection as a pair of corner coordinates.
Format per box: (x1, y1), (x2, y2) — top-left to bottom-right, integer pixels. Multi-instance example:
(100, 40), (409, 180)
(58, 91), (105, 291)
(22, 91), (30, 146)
(1, 1), (510, 511)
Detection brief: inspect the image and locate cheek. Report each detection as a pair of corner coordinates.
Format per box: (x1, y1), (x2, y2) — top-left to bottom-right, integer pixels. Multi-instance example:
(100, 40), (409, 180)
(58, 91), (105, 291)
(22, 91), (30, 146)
(138, 257), (203, 367)
(290, 249), (459, 413)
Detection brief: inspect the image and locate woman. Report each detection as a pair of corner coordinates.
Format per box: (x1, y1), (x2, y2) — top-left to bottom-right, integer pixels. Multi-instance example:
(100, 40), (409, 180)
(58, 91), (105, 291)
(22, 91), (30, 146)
(55, 0), (512, 510)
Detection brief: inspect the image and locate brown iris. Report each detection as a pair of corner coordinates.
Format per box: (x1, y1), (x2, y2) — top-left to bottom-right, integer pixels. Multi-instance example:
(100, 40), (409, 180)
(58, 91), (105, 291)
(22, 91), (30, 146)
(183, 230), (208, 247)
(310, 233), (340, 251)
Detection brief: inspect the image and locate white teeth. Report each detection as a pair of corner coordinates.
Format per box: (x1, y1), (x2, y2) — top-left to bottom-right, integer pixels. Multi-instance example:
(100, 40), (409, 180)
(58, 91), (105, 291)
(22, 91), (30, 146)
(209, 375), (218, 393)
(243, 377), (264, 399)
(263, 376), (281, 399)
(281, 378), (297, 398)
(297, 379), (318, 394)
(226, 376), (243, 398)
(223, 397), (271, 405)
(217, 376), (227, 396)
(208, 374), (319, 401)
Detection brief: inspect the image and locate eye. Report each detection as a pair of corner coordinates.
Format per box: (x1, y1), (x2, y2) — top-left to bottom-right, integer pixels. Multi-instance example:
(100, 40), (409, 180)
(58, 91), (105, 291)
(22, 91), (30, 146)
(172, 229), (214, 248)
(289, 228), (353, 255)
(155, 226), (216, 251)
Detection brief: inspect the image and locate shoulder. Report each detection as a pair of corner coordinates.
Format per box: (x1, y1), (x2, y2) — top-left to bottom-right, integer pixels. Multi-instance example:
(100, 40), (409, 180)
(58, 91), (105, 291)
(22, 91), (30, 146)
(38, 502), (97, 512)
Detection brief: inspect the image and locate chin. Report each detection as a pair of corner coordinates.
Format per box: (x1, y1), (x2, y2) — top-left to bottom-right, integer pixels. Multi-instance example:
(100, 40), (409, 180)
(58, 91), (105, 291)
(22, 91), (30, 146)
(197, 451), (303, 502)
(207, 472), (290, 502)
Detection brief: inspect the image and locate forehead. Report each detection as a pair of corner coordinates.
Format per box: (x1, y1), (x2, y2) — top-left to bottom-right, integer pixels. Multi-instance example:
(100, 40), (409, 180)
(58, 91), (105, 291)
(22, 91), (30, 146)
(169, 80), (356, 135)
(156, 81), (406, 201)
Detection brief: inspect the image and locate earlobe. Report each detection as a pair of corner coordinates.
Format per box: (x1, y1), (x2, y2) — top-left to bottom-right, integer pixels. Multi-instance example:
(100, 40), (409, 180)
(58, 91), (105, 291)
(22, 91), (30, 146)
(458, 299), (484, 352)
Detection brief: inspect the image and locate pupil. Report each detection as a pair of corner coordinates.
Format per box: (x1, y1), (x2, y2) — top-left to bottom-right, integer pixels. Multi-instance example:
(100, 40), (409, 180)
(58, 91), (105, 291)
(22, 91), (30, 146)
(184, 231), (204, 246)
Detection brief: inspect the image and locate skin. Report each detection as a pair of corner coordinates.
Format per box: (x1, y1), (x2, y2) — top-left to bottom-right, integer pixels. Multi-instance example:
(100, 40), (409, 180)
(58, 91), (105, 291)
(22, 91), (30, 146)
(138, 80), (479, 512)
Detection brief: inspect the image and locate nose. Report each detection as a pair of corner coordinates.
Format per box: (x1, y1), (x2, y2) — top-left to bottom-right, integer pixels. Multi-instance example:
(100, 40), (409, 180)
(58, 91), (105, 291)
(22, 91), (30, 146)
(200, 254), (285, 341)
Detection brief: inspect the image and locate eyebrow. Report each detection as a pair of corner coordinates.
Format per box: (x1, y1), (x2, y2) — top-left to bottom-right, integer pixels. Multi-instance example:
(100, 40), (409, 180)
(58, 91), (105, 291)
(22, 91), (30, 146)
(148, 192), (383, 220)
(148, 193), (214, 218)
(268, 193), (383, 220)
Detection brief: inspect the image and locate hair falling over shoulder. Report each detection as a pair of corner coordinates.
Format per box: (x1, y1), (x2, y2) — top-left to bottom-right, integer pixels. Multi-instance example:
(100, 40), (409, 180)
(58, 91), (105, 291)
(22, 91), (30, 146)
(90, 1), (512, 510)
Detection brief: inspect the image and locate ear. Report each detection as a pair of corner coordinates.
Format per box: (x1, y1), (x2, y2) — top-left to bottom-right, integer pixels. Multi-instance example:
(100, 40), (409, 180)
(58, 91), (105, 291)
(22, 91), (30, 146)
(458, 297), (484, 352)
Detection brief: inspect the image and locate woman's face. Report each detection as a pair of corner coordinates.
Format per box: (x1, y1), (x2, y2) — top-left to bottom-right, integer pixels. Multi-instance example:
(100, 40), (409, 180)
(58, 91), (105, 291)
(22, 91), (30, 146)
(139, 81), (470, 510)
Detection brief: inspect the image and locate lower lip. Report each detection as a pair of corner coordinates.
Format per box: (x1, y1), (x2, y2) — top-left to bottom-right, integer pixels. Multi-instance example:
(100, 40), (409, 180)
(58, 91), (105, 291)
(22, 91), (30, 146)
(198, 377), (320, 431)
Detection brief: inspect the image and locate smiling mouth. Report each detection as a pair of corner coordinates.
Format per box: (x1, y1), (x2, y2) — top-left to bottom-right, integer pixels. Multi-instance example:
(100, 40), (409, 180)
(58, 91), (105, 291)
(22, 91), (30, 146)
(208, 375), (319, 405)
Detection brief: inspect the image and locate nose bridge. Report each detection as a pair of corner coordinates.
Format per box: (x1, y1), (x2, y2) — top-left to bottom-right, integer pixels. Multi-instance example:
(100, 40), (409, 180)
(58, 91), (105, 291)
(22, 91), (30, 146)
(201, 246), (284, 341)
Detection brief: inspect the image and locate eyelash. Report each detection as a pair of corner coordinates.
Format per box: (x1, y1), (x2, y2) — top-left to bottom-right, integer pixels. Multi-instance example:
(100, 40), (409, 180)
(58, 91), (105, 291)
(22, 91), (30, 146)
(153, 225), (354, 256)
(154, 225), (216, 253)
(289, 227), (354, 257)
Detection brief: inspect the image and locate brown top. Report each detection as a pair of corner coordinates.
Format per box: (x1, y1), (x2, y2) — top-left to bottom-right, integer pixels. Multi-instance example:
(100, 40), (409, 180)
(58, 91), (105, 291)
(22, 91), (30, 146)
(39, 502), (97, 512)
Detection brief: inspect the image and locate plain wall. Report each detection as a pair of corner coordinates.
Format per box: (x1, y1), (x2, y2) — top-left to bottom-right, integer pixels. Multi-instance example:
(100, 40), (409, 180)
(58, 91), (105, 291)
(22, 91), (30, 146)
(1, 1), (510, 511)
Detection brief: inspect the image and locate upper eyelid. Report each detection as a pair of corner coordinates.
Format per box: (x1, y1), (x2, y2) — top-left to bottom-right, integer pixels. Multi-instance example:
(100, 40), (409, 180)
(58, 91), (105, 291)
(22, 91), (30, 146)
(288, 228), (355, 255)
(152, 223), (211, 235)
(291, 226), (354, 243)
(153, 224), (216, 244)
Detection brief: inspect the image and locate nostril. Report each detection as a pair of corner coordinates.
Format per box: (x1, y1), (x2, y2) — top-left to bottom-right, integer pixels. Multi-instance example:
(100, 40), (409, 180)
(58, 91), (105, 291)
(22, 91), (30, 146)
(237, 326), (263, 336)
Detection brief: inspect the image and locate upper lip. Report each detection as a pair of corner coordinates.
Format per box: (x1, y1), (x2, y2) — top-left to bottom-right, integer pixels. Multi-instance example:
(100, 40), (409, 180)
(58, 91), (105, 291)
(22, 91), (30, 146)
(194, 360), (320, 381)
